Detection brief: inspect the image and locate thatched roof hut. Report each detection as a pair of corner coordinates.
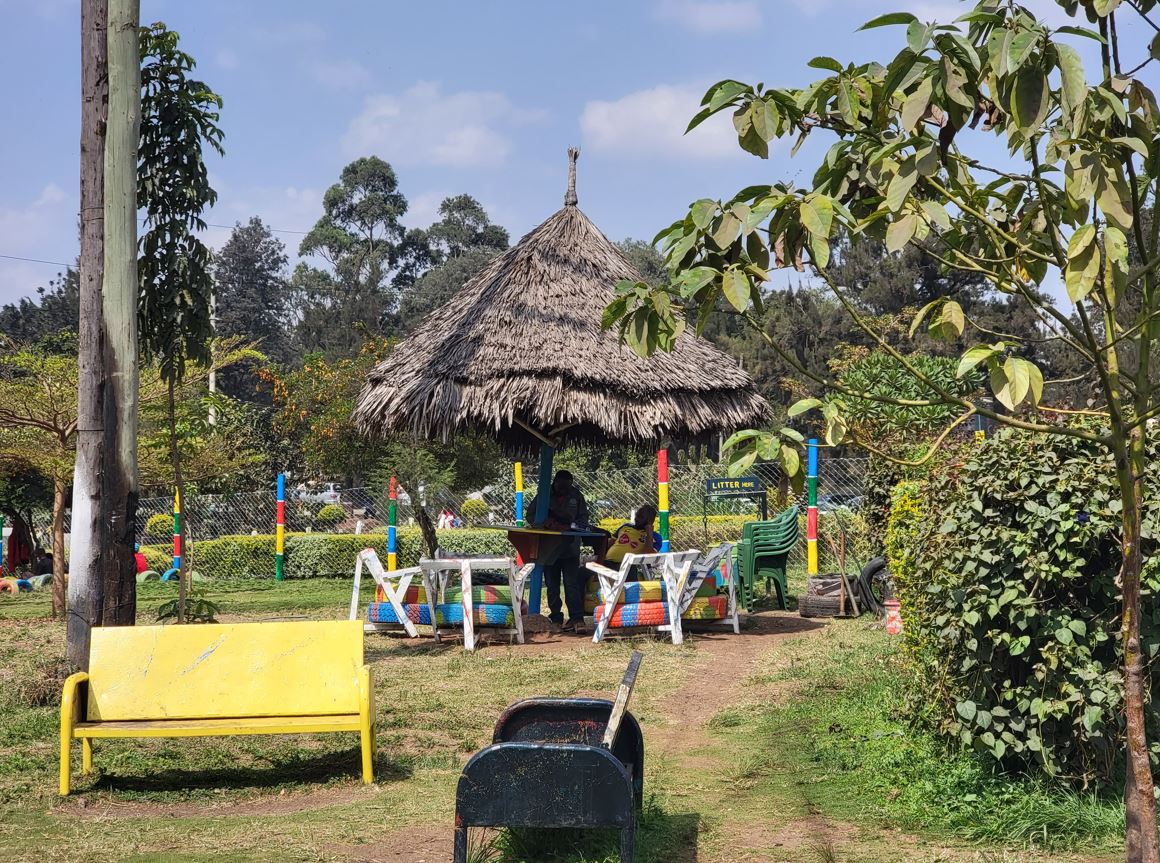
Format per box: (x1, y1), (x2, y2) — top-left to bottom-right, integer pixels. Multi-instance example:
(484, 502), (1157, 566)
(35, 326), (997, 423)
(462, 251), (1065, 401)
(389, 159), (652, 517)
(354, 149), (769, 451)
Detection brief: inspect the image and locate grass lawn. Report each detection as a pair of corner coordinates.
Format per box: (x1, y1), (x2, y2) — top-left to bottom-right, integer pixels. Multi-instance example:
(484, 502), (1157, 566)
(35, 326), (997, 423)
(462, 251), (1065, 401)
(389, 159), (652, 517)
(0, 575), (1126, 862)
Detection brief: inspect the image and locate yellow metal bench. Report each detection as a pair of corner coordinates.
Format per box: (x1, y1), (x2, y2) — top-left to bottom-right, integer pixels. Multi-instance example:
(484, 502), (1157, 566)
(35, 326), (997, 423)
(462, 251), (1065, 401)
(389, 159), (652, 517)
(59, 619), (375, 795)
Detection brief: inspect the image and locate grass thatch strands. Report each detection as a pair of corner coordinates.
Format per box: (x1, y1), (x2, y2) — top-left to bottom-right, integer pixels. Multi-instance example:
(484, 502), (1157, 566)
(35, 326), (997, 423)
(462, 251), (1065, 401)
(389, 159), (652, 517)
(354, 150), (769, 451)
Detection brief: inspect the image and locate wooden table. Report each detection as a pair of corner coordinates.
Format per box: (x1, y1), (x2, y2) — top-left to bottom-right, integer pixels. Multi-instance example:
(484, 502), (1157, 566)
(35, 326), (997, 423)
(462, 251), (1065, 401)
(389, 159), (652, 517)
(488, 524), (608, 614)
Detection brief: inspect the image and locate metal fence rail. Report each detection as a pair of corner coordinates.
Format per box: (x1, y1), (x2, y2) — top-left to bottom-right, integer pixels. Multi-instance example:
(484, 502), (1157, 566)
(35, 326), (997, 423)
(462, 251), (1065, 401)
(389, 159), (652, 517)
(35, 457), (869, 575)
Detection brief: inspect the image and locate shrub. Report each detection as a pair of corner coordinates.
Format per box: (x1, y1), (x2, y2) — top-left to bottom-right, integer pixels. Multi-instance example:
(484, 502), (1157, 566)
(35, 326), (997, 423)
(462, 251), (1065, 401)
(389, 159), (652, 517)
(460, 498), (490, 526)
(143, 528), (513, 579)
(144, 512), (172, 542)
(895, 427), (1160, 789)
(140, 544), (172, 573)
(315, 504), (346, 529)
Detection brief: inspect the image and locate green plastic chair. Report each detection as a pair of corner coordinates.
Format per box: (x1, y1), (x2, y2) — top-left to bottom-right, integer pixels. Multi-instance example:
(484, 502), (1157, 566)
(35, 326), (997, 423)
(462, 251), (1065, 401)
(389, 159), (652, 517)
(736, 507), (799, 611)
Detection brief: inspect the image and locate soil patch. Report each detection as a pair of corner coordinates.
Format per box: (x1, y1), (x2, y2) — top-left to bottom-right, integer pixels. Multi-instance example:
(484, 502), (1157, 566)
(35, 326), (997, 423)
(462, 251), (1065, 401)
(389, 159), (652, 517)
(331, 825), (451, 863)
(55, 784), (371, 820)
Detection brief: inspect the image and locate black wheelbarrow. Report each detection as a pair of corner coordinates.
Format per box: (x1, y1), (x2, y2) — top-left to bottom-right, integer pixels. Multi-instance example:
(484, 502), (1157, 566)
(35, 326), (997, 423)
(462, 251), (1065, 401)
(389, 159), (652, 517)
(453, 651), (644, 862)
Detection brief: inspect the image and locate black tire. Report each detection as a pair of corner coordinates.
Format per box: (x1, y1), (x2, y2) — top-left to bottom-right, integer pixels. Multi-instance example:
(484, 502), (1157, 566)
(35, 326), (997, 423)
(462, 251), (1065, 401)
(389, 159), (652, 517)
(861, 557), (892, 608)
(798, 593), (842, 618)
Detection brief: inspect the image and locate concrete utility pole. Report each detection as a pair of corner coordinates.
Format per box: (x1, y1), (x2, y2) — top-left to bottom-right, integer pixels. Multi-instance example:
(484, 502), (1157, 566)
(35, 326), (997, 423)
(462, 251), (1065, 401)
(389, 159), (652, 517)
(68, 0), (140, 669)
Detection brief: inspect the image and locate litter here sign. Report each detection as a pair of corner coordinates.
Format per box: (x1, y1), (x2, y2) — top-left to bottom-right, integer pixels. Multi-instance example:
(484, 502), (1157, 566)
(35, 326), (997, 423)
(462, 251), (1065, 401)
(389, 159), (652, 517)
(705, 476), (762, 495)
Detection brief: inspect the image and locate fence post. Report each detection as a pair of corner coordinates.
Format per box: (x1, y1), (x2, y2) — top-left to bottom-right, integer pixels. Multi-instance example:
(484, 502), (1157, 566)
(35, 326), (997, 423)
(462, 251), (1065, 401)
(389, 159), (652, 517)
(172, 489), (182, 573)
(806, 440), (818, 577)
(275, 473), (285, 581)
(387, 476), (398, 571)
(657, 448), (670, 552)
(514, 462), (524, 527)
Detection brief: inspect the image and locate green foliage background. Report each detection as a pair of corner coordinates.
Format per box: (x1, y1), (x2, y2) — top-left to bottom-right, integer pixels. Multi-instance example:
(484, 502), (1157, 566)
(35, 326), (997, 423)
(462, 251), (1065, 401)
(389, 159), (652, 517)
(889, 427), (1160, 788)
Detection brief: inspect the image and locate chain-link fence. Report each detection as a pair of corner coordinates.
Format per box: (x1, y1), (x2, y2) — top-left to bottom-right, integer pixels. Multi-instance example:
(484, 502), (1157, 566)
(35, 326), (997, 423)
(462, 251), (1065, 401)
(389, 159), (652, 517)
(35, 457), (869, 575)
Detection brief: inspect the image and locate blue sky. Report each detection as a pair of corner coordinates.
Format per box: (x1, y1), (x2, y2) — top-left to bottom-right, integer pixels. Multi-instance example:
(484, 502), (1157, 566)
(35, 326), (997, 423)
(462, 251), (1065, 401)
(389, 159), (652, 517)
(0, 0), (1128, 306)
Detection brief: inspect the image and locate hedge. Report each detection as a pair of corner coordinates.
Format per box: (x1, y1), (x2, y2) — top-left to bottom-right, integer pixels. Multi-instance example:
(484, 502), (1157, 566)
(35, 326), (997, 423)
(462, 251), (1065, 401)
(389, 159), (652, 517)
(142, 527), (511, 580)
(890, 426), (1160, 789)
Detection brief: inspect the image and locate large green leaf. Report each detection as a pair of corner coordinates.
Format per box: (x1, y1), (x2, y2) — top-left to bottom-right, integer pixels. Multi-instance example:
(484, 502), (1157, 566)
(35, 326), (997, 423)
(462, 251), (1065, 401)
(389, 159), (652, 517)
(1104, 225), (1129, 305)
(711, 212), (743, 250)
(1055, 43), (1086, 114)
(957, 344), (1001, 378)
(887, 159), (918, 212)
(1011, 68), (1050, 134)
(788, 398), (822, 417)
(886, 213), (918, 252)
(859, 11), (918, 30)
(901, 76), (933, 131)
(722, 268), (750, 312)
(1065, 225), (1100, 303)
(690, 198), (717, 230)
(1007, 30), (1039, 72)
(800, 194), (834, 238)
(1096, 166), (1133, 231)
(921, 199), (951, 231)
(808, 56), (843, 73)
(930, 299), (965, 340)
(810, 232), (831, 268)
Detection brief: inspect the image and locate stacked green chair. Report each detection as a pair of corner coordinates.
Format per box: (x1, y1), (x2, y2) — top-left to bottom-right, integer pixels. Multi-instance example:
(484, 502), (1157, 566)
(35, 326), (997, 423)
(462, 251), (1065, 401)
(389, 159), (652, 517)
(734, 506), (799, 611)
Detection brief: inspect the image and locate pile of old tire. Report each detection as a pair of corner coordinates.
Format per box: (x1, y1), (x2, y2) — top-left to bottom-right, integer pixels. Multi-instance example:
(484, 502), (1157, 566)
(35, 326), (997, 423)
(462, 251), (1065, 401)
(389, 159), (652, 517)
(797, 557), (890, 618)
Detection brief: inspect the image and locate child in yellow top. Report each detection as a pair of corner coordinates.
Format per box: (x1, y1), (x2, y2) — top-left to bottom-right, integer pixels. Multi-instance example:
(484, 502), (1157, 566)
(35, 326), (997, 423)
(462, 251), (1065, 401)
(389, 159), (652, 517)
(605, 505), (659, 566)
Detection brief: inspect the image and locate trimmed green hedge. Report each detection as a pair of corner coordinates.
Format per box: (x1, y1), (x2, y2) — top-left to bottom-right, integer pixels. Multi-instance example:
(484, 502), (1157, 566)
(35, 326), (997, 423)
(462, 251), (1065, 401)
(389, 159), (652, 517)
(142, 514), (786, 580)
(142, 527), (511, 579)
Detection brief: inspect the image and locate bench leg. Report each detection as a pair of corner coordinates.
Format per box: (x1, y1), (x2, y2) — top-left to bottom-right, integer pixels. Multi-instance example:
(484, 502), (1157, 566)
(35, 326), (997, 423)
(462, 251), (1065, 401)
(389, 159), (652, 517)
(453, 825), (468, 863)
(82, 738), (93, 774)
(620, 824), (634, 863)
(58, 728), (71, 796)
(360, 721), (375, 784)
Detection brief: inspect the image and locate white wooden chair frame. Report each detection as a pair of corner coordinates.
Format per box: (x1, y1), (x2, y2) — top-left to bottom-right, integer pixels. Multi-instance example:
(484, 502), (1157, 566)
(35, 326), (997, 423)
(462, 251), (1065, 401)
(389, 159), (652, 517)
(348, 550), (436, 638)
(418, 556), (532, 652)
(665, 543), (740, 640)
(587, 550), (700, 644)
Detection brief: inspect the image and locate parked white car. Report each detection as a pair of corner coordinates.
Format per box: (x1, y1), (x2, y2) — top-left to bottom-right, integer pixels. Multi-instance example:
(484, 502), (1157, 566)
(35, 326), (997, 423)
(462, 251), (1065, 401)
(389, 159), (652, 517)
(294, 482), (342, 506)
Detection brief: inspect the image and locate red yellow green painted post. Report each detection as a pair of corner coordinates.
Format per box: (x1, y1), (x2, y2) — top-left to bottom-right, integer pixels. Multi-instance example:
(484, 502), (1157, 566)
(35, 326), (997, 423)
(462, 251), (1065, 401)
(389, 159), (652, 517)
(514, 462), (524, 527)
(657, 448), (670, 552)
(387, 476), (398, 571)
(172, 489), (182, 571)
(275, 473), (285, 581)
(806, 439), (819, 576)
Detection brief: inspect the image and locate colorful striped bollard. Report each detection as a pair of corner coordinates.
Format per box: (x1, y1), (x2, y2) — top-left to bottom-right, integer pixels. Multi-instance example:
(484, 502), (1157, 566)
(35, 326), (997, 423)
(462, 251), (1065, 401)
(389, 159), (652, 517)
(275, 473), (285, 581)
(514, 462), (524, 527)
(806, 439), (819, 576)
(387, 476), (398, 571)
(657, 448), (670, 552)
(172, 489), (182, 572)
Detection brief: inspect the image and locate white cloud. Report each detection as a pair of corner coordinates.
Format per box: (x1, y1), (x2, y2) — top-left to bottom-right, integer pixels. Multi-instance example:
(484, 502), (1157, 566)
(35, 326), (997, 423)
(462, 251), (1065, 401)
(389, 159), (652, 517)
(0, 182), (77, 305)
(581, 84), (747, 160)
(655, 0), (762, 33)
(309, 59), (372, 90)
(215, 49), (240, 70)
(342, 82), (543, 167)
(793, 0), (1070, 24)
(202, 180), (324, 260)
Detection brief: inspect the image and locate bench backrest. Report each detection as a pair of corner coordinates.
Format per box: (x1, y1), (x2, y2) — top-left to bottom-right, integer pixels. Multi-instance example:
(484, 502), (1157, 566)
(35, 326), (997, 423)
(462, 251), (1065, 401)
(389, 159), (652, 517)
(86, 620), (364, 721)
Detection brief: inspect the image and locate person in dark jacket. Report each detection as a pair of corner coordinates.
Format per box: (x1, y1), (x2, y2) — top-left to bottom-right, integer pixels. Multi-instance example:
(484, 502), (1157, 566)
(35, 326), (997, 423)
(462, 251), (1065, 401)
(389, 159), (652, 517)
(527, 470), (589, 632)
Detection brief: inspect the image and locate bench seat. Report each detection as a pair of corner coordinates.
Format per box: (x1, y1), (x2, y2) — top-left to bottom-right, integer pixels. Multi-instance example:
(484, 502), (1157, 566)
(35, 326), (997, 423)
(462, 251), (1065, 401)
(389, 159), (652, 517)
(73, 714), (363, 738)
(60, 620), (374, 795)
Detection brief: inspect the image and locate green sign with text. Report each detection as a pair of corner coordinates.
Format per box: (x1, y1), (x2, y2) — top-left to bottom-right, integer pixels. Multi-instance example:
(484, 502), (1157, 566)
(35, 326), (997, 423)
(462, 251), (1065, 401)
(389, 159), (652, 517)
(706, 476), (762, 496)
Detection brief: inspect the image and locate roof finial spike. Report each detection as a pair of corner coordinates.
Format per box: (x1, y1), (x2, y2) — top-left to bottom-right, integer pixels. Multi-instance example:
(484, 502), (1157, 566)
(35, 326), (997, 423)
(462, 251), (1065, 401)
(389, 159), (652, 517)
(565, 146), (580, 207)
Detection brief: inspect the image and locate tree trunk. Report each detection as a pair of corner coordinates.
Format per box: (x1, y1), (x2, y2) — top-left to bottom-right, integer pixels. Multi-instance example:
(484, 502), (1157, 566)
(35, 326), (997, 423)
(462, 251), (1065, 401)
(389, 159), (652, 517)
(68, 0), (110, 670)
(1118, 428), (1160, 863)
(416, 504), (438, 558)
(167, 378), (188, 623)
(98, 0), (140, 627)
(51, 477), (67, 619)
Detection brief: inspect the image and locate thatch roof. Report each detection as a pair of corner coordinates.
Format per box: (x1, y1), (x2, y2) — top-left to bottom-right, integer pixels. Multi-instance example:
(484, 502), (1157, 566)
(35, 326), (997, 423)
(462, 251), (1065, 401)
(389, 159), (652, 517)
(354, 149), (769, 451)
